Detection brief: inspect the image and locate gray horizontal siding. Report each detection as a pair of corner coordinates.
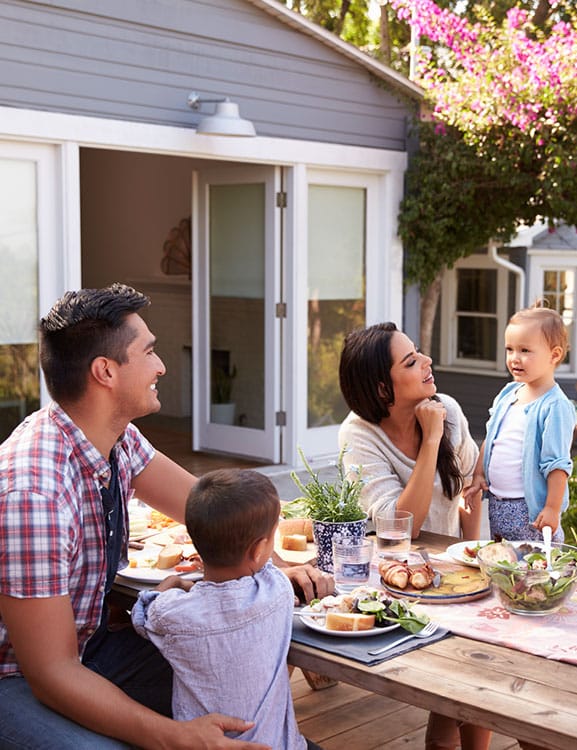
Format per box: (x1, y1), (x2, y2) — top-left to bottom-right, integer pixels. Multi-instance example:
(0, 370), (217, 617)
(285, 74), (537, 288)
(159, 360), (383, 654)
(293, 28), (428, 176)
(0, 0), (414, 149)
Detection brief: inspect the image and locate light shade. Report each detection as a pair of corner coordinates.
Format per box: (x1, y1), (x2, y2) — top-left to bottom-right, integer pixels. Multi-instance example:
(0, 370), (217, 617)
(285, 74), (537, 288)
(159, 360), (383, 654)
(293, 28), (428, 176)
(187, 93), (256, 137)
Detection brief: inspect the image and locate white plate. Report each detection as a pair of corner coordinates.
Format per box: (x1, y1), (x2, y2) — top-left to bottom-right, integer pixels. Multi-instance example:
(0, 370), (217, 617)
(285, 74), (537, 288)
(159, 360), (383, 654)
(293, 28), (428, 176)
(117, 546), (204, 583)
(298, 607), (399, 638)
(446, 540), (494, 568)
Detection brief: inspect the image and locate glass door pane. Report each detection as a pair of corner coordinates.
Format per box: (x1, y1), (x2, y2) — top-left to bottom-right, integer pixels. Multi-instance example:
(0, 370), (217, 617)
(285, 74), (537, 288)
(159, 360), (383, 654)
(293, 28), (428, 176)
(307, 185), (366, 428)
(209, 183), (265, 429)
(0, 158), (40, 441)
(196, 165), (280, 462)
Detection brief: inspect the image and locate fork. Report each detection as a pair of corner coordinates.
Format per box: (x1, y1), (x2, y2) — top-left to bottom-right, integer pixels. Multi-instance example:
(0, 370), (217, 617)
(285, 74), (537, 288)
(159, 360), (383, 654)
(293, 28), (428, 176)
(367, 620), (439, 655)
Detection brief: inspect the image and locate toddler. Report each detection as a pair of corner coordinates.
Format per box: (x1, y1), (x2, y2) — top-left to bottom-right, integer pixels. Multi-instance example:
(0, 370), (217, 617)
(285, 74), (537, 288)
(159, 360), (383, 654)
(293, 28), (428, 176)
(465, 305), (575, 541)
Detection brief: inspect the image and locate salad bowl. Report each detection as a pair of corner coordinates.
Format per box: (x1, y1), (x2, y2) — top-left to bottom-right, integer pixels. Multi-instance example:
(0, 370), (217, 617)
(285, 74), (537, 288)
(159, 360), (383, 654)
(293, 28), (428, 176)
(477, 540), (577, 616)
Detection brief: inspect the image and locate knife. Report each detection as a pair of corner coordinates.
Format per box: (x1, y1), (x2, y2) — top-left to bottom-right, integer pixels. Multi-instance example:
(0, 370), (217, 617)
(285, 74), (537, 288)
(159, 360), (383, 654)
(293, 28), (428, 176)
(417, 547), (442, 588)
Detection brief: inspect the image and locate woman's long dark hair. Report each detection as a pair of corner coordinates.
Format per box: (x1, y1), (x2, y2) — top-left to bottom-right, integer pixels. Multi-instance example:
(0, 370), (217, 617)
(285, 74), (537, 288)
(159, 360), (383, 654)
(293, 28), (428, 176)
(339, 323), (463, 499)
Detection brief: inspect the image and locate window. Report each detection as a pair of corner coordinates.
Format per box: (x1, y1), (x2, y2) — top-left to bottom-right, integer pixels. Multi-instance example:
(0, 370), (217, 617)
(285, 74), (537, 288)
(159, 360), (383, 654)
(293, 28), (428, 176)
(455, 268), (497, 361)
(440, 253), (512, 370)
(529, 256), (577, 372)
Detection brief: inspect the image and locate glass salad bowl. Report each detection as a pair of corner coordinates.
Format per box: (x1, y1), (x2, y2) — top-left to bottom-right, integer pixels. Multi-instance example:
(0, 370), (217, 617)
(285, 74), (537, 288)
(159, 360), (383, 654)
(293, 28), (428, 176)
(477, 540), (577, 616)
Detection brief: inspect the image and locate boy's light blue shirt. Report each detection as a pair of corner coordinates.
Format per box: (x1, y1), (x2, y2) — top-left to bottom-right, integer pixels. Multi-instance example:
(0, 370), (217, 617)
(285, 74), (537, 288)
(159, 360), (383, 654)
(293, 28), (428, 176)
(483, 381), (575, 521)
(131, 560), (306, 750)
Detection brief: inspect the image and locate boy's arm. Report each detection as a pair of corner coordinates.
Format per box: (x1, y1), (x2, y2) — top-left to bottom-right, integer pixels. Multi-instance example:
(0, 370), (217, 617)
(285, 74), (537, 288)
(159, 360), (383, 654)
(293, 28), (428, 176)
(532, 468), (568, 533)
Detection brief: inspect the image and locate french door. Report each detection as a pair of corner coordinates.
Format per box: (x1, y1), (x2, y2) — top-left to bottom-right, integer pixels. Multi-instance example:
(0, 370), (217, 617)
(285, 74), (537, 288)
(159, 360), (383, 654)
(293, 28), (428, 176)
(194, 165), (282, 462)
(0, 141), (68, 441)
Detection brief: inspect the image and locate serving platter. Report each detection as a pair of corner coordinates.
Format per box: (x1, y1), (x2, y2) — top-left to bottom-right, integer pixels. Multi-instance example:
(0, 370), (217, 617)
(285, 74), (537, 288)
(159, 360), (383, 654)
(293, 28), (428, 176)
(446, 540), (494, 568)
(117, 544), (204, 583)
(382, 559), (491, 604)
(298, 607), (399, 638)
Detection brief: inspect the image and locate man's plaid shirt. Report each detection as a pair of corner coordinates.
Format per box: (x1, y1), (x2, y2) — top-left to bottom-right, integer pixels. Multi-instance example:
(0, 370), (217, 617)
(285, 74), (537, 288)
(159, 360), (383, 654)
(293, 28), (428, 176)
(0, 403), (154, 676)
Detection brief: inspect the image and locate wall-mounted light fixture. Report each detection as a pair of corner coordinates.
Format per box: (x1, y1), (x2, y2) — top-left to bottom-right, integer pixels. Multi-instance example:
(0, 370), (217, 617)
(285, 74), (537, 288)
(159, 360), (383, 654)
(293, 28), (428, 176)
(187, 92), (256, 137)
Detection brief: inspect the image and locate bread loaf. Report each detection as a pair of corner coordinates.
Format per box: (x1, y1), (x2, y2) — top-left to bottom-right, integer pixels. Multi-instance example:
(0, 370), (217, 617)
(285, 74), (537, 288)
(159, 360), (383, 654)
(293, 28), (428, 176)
(325, 612), (375, 631)
(278, 517), (314, 542)
(281, 534), (308, 552)
(156, 544), (183, 569)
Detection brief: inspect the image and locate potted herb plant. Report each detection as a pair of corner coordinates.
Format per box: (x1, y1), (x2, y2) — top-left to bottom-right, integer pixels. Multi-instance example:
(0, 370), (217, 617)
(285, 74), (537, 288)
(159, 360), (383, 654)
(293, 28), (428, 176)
(286, 446), (367, 573)
(210, 364), (237, 425)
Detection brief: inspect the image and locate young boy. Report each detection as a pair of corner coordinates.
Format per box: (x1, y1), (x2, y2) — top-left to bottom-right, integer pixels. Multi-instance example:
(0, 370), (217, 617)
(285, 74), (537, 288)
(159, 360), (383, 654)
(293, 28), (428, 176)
(465, 305), (576, 541)
(132, 469), (321, 750)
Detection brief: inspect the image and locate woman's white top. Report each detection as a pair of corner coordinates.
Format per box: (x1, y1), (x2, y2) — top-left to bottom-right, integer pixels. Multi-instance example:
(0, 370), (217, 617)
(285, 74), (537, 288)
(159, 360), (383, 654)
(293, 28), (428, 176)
(338, 394), (478, 537)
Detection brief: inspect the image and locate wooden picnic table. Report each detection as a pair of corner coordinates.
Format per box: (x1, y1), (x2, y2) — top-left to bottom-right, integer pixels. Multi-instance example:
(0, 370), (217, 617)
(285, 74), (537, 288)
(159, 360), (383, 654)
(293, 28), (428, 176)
(113, 529), (577, 749)
(288, 530), (577, 750)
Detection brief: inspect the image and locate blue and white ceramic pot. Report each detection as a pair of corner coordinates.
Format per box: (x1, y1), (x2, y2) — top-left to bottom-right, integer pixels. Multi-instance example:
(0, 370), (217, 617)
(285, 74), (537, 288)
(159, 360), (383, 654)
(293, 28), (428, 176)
(313, 517), (368, 573)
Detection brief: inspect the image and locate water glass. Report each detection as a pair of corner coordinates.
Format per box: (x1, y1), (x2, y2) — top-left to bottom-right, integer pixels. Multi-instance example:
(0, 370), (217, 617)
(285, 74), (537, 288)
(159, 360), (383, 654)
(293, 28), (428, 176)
(375, 510), (413, 559)
(332, 535), (373, 593)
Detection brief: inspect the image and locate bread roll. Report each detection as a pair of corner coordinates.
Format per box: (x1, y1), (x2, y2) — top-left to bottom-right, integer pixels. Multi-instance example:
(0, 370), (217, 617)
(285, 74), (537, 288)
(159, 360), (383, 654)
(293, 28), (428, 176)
(278, 517), (314, 542)
(325, 612), (375, 631)
(156, 544), (183, 569)
(281, 534), (308, 552)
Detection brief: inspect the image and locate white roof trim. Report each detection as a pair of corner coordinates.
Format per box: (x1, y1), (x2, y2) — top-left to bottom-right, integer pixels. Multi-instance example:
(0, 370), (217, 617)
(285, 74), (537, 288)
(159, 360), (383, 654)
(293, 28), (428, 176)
(244, 0), (423, 100)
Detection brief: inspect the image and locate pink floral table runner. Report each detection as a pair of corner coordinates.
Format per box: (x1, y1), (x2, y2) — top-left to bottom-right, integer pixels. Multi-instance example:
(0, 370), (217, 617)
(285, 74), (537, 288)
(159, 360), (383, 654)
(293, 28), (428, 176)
(417, 586), (577, 665)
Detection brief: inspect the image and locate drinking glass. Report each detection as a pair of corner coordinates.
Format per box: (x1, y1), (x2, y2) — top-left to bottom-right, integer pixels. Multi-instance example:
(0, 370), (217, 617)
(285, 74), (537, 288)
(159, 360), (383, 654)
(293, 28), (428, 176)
(331, 535), (373, 593)
(375, 510), (413, 559)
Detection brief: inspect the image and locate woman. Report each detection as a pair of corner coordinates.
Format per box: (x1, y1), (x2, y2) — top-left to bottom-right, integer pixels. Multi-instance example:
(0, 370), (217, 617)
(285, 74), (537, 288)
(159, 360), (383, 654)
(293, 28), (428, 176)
(338, 322), (490, 750)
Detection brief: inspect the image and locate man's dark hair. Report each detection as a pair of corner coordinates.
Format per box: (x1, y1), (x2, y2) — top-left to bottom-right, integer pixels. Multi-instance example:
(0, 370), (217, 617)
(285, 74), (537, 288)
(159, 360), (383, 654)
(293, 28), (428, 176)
(185, 469), (280, 568)
(339, 322), (463, 500)
(40, 283), (150, 403)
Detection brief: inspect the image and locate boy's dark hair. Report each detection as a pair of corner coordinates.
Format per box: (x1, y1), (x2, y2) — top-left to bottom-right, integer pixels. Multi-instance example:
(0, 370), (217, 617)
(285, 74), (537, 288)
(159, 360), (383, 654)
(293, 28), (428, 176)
(39, 283), (150, 403)
(185, 469), (280, 568)
(339, 322), (463, 500)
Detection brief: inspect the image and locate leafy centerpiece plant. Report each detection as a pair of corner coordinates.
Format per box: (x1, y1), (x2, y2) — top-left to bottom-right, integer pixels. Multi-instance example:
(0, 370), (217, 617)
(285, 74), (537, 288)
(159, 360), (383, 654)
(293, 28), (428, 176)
(285, 446), (367, 572)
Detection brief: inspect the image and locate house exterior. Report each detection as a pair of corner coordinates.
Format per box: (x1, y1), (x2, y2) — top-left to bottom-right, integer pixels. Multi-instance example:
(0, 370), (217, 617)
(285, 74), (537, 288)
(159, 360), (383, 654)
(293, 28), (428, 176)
(0, 0), (422, 464)
(432, 223), (577, 440)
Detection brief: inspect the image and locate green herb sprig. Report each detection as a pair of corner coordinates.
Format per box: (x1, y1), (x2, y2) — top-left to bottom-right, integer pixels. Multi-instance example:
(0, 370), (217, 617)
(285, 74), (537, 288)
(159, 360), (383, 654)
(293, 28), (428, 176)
(286, 446), (366, 523)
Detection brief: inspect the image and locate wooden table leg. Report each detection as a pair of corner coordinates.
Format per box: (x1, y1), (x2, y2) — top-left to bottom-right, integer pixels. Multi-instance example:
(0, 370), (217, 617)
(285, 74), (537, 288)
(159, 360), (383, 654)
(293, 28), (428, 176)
(301, 670), (339, 690)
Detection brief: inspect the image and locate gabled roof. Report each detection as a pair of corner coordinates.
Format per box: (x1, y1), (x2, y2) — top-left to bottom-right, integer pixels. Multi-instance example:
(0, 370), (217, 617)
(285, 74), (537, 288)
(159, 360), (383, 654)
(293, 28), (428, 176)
(245, 0), (423, 101)
(532, 223), (577, 250)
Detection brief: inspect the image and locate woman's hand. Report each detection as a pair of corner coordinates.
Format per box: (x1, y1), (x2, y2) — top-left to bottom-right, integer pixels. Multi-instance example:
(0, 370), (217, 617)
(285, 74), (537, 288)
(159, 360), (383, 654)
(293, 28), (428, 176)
(415, 397), (446, 443)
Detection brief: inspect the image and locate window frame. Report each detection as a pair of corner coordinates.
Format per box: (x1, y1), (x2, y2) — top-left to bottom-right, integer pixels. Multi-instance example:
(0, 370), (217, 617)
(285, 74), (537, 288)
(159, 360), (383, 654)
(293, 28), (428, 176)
(528, 249), (577, 375)
(440, 253), (510, 371)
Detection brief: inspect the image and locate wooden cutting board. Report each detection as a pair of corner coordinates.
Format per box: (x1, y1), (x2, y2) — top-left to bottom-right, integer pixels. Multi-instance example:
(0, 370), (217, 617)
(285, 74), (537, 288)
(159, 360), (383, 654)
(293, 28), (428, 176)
(274, 530), (317, 565)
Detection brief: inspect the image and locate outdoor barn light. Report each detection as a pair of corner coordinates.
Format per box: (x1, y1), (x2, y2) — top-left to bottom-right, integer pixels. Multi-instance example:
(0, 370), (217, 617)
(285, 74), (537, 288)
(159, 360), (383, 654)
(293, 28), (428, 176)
(187, 92), (256, 137)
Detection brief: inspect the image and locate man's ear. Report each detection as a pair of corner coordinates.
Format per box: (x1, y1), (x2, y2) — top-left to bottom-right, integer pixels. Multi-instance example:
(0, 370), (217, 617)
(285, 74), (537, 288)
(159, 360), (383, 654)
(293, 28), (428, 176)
(90, 356), (117, 389)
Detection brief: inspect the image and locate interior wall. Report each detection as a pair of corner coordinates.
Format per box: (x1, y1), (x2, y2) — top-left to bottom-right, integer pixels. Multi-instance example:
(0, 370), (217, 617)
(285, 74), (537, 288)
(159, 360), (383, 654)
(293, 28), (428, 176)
(80, 149), (193, 287)
(80, 149), (194, 418)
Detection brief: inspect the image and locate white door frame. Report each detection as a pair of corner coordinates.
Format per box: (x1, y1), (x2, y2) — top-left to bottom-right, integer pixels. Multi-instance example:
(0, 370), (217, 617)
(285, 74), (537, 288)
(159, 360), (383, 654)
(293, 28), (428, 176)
(286, 167), (403, 463)
(0, 139), (80, 405)
(194, 164), (282, 462)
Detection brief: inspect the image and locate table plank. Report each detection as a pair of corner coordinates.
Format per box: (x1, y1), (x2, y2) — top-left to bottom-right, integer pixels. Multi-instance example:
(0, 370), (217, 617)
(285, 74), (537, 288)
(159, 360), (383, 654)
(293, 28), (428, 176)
(288, 640), (575, 748)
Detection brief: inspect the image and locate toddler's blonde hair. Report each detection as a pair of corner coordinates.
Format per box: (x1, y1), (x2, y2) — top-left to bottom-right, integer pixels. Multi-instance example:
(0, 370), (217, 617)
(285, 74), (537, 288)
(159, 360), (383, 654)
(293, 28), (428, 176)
(508, 303), (568, 360)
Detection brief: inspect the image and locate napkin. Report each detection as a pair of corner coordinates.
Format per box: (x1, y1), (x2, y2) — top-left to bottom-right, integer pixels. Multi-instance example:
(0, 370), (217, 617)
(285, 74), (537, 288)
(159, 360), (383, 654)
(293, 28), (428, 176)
(291, 618), (451, 666)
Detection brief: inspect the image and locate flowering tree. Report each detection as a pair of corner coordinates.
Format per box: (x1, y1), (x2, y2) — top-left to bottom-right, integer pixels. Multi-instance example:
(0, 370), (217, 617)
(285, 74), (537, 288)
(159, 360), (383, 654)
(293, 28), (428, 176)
(388, 0), (577, 351)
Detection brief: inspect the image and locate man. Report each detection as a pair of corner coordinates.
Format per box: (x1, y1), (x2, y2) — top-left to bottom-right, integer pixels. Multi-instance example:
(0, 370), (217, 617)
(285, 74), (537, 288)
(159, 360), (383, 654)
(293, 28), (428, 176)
(0, 283), (331, 749)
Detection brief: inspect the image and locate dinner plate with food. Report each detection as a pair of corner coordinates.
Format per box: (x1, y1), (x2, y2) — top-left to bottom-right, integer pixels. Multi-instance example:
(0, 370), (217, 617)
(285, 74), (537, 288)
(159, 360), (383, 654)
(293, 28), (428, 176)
(117, 542), (204, 583)
(297, 586), (428, 637)
(379, 557), (491, 603)
(445, 540), (495, 568)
